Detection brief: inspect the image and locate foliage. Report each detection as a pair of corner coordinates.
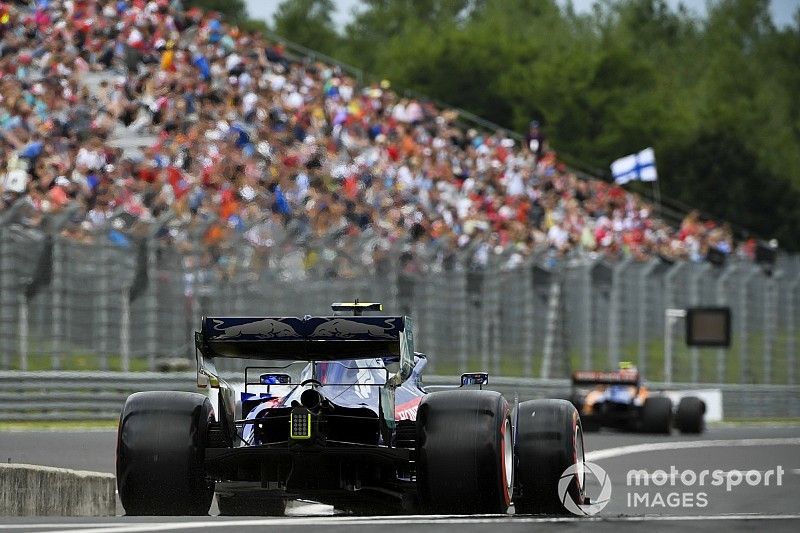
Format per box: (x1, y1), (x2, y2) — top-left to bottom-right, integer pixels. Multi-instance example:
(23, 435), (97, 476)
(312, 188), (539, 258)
(273, 0), (342, 56)
(236, 17), (270, 35)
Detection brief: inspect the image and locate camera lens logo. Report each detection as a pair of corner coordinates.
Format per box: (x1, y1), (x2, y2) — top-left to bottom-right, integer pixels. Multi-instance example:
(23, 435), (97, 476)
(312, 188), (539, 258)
(558, 461), (612, 516)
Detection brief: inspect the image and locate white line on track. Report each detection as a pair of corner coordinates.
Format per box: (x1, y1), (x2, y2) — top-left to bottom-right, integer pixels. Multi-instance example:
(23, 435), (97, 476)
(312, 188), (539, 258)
(0, 526), (122, 530)
(0, 522), (121, 531)
(14, 513), (799, 533)
(585, 437), (800, 462)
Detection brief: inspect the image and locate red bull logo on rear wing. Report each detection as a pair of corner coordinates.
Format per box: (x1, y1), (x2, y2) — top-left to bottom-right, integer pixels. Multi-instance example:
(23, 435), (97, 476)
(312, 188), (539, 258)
(196, 314), (414, 369)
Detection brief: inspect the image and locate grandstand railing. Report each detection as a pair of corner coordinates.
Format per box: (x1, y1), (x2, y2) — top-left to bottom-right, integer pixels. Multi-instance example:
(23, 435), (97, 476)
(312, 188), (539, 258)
(0, 212), (798, 385)
(261, 29), (366, 85)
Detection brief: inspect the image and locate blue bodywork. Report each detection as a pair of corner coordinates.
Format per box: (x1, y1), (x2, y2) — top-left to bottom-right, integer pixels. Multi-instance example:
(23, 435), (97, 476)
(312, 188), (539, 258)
(604, 385), (638, 405)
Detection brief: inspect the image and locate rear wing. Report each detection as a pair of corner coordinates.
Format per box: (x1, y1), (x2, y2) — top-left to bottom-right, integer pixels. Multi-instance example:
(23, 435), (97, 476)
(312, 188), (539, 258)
(197, 315), (411, 360)
(195, 315), (415, 389)
(195, 312), (415, 439)
(571, 370), (641, 387)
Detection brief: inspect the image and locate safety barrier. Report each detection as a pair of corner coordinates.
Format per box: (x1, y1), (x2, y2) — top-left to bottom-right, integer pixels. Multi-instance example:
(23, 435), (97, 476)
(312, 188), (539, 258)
(0, 371), (797, 421)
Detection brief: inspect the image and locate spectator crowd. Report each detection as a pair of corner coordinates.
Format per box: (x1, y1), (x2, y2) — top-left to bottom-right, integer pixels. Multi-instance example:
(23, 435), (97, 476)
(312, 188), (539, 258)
(0, 0), (750, 280)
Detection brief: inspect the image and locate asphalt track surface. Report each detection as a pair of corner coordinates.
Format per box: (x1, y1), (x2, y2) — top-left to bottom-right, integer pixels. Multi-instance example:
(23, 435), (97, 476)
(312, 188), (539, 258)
(1, 426), (799, 532)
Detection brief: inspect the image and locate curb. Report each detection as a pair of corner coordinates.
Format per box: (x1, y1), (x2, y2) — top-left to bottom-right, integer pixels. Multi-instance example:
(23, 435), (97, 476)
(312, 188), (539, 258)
(0, 463), (116, 516)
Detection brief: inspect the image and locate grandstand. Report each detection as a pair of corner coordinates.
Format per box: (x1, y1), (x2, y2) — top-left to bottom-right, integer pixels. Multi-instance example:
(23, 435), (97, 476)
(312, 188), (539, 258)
(0, 0), (748, 272)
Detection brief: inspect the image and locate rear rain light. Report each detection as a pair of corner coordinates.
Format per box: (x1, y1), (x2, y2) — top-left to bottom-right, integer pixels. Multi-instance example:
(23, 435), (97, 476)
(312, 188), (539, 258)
(290, 409), (311, 440)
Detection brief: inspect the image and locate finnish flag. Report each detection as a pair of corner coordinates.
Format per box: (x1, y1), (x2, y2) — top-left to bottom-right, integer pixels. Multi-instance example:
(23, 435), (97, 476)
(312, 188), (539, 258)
(611, 147), (657, 184)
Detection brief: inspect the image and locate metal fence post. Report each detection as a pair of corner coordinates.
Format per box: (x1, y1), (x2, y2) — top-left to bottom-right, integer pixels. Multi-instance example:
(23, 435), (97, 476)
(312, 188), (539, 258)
(739, 268), (757, 384)
(0, 227), (14, 369)
(637, 260), (659, 377)
(787, 273), (800, 385)
(145, 238), (158, 370)
(716, 264), (737, 382)
(385, 255), (399, 317)
(521, 260), (535, 377)
(477, 270), (490, 373)
(120, 289), (130, 372)
(581, 261), (592, 370)
(50, 237), (64, 370)
(763, 272), (778, 384)
(541, 268), (563, 379)
(62, 241), (73, 362)
(689, 263), (710, 383)
(663, 262), (688, 382)
(187, 254), (197, 360)
(18, 293), (28, 371)
(416, 273), (435, 372)
(490, 268), (501, 377)
(608, 257), (632, 369)
(454, 269), (469, 373)
(97, 240), (110, 370)
(664, 308), (687, 384)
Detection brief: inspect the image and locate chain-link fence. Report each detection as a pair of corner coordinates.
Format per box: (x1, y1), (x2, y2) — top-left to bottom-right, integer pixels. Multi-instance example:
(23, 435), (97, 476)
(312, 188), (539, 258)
(1, 209), (799, 384)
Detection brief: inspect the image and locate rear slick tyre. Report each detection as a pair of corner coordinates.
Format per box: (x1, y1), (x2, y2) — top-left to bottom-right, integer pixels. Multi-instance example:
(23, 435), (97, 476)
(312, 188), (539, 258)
(675, 397), (705, 434)
(416, 390), (513, 514)
(641, 396), (673, 434)
(514, 399), (586, 515)
(116, 391), (215, 516)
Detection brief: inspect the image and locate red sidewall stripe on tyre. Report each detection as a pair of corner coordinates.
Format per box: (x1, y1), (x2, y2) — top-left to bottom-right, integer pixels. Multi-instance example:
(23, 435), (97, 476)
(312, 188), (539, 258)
(499, 405), (511, 507)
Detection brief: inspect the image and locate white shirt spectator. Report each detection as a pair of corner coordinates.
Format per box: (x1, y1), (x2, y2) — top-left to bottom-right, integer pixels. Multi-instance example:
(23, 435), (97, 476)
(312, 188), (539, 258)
(264, 72), (285, 92)
(225, 53), (242, 73)
(406, 101), (423, 123)
(76, 147), (105, 170)
(243, 92), (258, 115)
(391, 103), (407, 123)
(339, 82), (354, 102)
(505, 167), (525, 196)
(548, 223), (570, 249)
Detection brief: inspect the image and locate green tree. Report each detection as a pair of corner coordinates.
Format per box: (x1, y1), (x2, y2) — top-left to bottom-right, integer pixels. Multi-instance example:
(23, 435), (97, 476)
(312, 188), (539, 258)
(273, 0), (341, 56)
(341, 0), (474, 72)
(661, 127), (800, 247)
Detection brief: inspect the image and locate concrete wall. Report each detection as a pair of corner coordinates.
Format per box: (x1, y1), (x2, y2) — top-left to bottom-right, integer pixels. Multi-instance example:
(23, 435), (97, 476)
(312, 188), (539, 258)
(0, 463), (115, 516)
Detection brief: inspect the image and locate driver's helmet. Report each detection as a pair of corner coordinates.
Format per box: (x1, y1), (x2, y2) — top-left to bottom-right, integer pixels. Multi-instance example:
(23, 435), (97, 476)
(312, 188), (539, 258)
(618, 361), (640, 382)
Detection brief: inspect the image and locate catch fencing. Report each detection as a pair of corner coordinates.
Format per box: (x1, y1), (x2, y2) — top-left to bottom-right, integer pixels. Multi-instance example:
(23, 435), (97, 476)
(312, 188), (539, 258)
(1, 208), (799, 385)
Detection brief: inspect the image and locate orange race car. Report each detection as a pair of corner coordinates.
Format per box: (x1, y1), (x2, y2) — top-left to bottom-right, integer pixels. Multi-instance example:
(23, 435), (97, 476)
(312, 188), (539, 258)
(568, 364), (705, 434)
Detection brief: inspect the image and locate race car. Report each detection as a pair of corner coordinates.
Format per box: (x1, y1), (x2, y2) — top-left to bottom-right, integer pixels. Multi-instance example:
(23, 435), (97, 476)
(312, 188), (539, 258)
(569, 364), (705, 434)
(116, 302), (588, 516)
